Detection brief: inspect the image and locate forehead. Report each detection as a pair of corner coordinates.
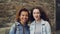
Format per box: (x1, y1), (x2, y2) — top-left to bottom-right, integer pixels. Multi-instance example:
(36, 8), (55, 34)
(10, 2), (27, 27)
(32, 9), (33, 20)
(33, 9), (40, 12)
(21, 11), (28, 14)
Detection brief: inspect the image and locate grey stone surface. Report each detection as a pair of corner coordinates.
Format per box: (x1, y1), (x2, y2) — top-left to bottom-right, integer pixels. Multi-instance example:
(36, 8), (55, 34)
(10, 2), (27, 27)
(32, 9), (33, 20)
(0, 0), (55, 34)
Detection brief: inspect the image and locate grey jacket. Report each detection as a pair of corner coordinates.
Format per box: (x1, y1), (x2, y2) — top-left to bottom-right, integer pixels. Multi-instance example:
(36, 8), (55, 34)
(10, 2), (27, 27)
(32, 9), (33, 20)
(30, 19), (51, 34)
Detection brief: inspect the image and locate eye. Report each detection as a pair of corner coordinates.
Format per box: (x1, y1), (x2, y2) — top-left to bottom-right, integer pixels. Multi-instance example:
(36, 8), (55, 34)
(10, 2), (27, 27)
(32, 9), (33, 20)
(26, 15), (28, 16)
(33, 12), (36, 14)
(37, 12), (40, 14)
(21, 14), (24, 16)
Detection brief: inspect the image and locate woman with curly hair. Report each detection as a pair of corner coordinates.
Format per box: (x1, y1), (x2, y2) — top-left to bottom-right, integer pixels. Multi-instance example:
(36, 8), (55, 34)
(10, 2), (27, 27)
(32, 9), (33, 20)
(9, 8), (30, 34)
(30, 7), (51, 34)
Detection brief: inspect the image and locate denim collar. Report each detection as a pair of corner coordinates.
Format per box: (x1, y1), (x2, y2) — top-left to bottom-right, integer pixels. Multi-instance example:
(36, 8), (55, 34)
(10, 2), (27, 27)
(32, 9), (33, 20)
(32, 19), (45, 25)
(15, 21), (28, 27)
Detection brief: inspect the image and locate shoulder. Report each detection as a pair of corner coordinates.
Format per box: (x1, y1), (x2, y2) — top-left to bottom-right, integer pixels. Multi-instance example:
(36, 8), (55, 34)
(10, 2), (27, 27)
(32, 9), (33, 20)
(30, 21), (35, 25)
(44, 20), (50, 25)
(10, 23), (16, 29)
(30, 21), (35, 28)
(41, 19), (50, 25)
(10, 22), (18, 28)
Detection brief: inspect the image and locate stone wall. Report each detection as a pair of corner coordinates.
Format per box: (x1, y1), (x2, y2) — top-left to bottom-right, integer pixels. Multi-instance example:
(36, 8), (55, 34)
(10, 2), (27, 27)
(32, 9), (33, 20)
(0, 0), (55, 33)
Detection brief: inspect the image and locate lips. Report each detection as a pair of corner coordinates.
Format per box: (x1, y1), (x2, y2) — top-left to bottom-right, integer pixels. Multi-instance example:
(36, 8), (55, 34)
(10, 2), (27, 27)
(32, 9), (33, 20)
(22, 18), (28, 21)
(35, 16), (38, 18)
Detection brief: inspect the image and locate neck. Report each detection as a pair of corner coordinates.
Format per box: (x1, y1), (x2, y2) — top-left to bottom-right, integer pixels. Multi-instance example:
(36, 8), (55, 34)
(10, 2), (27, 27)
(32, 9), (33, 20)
(20, 21), (26, 26)
(35, 19), (41, 23)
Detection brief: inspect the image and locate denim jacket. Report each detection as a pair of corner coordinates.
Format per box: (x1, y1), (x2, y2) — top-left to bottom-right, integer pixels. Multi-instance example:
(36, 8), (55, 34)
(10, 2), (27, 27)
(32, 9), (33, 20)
(9, 22), (30, 34)
(30, 19), (51, 34)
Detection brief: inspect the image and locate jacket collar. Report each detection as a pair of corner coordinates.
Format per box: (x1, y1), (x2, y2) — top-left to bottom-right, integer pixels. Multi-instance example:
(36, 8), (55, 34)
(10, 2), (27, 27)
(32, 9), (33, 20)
(15, 21), (28, 27)
(31, 19), (45, 25)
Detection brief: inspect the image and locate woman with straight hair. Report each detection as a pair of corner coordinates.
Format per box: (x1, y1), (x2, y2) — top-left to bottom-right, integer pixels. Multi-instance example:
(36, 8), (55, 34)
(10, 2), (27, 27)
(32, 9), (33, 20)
(30, 7), (51, 34)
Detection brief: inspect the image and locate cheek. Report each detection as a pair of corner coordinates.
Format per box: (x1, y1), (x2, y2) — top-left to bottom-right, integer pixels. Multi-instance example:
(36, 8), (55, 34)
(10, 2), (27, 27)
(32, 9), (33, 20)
(33, 14), (35, 17)
(19, 16), (28, 20)
(25, 16), (28, 20)
(19, 16), (22, 20)
(26, 17), (28, 19)
(33, 14), (40, 17)
(38, 14), (40, 17)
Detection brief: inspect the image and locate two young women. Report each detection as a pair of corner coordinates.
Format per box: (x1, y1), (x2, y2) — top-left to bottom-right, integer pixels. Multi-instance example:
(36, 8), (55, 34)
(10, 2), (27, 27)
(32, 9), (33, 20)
(9, 7), (51, 34)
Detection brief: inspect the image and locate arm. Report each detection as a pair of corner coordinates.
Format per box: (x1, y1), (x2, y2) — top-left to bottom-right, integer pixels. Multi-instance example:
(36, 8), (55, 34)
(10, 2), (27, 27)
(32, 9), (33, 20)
(46, 21), (51, 34)
(9, 24), (15, 34)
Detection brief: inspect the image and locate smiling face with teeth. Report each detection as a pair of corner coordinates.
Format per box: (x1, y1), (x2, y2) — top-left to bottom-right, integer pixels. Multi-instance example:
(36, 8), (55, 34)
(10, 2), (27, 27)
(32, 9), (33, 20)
(33, 9), (41, 21)
(19, 11), (29, 24)
(16, 8), (29, 25)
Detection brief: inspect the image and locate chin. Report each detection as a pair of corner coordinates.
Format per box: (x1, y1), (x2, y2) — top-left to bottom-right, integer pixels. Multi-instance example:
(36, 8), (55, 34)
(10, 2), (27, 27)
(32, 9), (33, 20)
(23, 21), (27, 22)
(35, 18), (38, 20)
(35, 19), (39, 21)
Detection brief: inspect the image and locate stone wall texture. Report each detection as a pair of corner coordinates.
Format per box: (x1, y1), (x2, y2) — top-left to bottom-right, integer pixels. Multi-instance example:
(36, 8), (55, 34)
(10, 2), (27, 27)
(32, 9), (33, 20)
(0, 0), (55, 34)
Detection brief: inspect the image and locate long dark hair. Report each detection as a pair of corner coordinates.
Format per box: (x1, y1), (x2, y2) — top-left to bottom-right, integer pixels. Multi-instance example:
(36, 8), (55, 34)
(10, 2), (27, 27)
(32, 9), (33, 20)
(30, 7), (49, 22)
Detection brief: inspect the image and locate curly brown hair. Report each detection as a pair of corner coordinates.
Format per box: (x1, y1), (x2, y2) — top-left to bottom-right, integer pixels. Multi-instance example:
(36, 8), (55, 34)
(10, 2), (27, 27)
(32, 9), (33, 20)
(15, 8), (30, 22)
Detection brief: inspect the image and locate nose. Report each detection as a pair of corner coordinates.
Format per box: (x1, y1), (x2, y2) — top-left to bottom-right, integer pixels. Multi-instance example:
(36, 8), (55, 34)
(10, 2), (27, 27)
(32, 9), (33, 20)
(35, 14), (38, 16)
(24, 16), (28, 19)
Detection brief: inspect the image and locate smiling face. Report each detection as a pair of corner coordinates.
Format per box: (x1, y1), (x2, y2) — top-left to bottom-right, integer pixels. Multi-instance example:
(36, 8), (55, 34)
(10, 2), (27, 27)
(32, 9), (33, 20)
(33, 9), (41, 21)
(19, 11), (29, 24)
